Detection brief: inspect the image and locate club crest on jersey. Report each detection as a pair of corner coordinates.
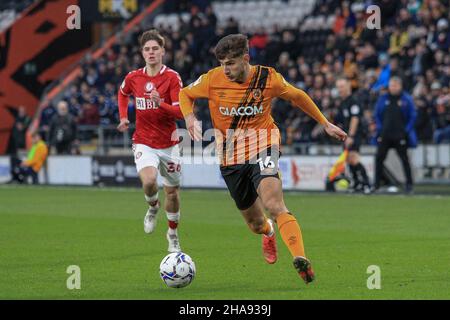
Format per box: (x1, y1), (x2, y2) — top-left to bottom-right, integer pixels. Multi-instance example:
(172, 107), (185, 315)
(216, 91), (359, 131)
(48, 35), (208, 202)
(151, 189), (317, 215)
(145, 82), (154, 92)
(252, 88), (262, 99)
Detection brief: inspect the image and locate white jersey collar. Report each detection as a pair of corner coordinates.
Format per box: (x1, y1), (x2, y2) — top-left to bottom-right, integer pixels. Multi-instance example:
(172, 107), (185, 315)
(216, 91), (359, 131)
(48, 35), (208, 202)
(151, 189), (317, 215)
(143, 65), (166, 76)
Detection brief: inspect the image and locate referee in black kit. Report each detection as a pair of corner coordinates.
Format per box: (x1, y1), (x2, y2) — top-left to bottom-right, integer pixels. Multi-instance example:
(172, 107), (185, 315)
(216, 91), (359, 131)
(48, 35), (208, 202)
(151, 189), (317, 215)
(335, 77), (371, 193)
(373, 76), (416, 193)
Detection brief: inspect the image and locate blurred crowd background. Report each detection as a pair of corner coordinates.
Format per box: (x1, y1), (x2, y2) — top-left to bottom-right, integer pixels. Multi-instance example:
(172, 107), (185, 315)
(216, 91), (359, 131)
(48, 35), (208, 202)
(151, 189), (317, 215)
(8, 0), (449, 154)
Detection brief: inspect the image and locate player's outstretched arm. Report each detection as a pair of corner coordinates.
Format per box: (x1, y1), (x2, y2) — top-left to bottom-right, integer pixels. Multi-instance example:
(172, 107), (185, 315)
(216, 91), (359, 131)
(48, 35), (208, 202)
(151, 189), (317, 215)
(179, 74), (210, 141)
(184, 112), (202, 141)
(322, 121), (347, 141)
(179, 89), (202, 141)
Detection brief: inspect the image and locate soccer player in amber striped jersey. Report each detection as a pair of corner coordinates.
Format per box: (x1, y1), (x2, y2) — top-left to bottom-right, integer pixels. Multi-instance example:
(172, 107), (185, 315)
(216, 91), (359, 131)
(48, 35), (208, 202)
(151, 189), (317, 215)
(179, 34), (347, 284)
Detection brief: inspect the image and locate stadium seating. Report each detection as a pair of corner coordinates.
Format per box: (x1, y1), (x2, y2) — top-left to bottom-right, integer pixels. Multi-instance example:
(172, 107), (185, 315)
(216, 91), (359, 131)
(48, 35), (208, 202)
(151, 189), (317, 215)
(0, 0), (35, 32)
(210, 0), (315, 32)
(35, 0), (450, 154)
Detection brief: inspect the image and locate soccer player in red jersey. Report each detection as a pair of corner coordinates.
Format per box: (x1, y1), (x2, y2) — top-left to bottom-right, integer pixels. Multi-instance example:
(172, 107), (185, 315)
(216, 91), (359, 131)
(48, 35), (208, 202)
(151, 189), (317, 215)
(117, 29), (184, 252)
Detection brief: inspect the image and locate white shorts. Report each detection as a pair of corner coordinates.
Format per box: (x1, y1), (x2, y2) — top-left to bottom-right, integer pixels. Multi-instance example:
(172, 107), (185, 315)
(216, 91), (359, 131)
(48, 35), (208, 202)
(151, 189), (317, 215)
(133, 143), (182, 187)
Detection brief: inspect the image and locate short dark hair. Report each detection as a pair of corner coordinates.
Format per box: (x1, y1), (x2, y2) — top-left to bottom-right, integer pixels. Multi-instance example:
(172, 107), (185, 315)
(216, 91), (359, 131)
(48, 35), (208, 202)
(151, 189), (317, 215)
(390, 76), (403, 86)
(335, 75), (350, 83)
(139, 29), (165, 49)
(214, 34), (249, 60)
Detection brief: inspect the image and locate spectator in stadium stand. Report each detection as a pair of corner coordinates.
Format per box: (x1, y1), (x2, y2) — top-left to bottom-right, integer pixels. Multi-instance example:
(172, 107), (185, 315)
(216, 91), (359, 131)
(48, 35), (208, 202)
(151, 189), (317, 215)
(204, 5), (217, 30)
(414, 94), (434, 143)
(9, 106), (31, 153)
(374, 77), (417, 194)
(377, 0), (402, 26)
(432, 18), (450, 51)
(48, 100), (78, 155)
(224, 17), (239, 35)
(10, 132), (48, 185)
(78, 102), (100, 126)
(249, 28), (268, 65)
(333, 7), (346, 35)
(49, 0), (449, 150)
(78, 102), (100, 141)
(38, 101), (56, 142)
(388, 25), (409, 56)
(342, 51), (358, 89)
(433, 88), (450, 144)
(371, 52), (390, 92)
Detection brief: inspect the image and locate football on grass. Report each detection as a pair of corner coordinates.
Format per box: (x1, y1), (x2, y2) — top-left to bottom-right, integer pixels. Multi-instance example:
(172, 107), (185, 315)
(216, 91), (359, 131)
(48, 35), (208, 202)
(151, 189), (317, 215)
(159, 252), (196, 288)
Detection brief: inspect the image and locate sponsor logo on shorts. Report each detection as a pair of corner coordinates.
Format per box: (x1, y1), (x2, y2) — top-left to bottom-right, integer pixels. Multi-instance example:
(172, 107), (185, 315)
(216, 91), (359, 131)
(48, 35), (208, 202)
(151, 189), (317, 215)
(135, 152), (142, 160)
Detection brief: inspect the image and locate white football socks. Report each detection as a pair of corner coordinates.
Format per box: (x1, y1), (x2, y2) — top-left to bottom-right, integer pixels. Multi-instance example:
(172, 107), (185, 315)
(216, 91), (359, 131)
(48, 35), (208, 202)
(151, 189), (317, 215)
(145, 192), (159, 206)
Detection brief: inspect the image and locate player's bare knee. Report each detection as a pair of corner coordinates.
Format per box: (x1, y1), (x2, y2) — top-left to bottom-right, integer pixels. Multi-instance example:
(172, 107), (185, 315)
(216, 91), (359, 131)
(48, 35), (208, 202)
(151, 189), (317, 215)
(268, 206), (288, 219)
(263, 199), (285, 217)
(164, 187), (179, 203)
(268, 210), (284, 221)
(142, 176), (157, 192)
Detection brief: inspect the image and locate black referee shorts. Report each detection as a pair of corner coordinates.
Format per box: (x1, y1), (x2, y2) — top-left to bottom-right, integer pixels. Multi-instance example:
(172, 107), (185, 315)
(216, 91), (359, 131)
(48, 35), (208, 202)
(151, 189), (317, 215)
(220, 147), (281, 211)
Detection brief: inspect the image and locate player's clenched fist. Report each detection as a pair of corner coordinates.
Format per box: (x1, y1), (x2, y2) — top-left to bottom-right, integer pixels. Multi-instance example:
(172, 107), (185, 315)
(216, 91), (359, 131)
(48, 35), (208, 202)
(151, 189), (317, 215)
(150, 90), (161, 107)
(117, 118), (130, 132)
(323, 121), (347, 141)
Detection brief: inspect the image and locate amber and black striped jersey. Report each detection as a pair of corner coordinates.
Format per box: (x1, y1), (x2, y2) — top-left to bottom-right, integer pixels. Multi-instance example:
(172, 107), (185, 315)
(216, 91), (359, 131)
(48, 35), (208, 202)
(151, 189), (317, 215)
(179, 65), (328, 166)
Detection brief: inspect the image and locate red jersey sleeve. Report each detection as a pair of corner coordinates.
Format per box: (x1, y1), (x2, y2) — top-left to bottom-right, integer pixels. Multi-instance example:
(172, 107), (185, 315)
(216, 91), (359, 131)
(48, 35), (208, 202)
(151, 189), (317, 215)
(159, 72), (184, 120)
(118, 73), (133, 119)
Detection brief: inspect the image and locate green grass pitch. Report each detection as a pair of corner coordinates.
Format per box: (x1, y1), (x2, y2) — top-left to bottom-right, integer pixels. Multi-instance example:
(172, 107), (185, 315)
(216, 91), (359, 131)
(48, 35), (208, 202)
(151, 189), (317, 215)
(1, 185), (449, 299)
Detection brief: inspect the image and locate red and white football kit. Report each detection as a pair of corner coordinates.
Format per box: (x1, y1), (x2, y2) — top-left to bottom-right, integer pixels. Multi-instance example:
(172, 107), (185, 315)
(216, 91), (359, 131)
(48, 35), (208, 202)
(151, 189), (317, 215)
(118, 65), (184, 186)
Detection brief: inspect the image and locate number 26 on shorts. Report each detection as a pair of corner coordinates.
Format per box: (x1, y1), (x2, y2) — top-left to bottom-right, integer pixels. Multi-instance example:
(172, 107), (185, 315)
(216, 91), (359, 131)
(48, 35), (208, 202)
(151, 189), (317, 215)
(167, 162), (181, 173)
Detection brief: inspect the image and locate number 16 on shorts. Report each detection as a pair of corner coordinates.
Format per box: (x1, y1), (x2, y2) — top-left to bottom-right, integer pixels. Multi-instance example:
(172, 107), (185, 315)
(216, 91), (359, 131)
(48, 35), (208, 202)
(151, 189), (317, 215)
(257, 156), (277, 175)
